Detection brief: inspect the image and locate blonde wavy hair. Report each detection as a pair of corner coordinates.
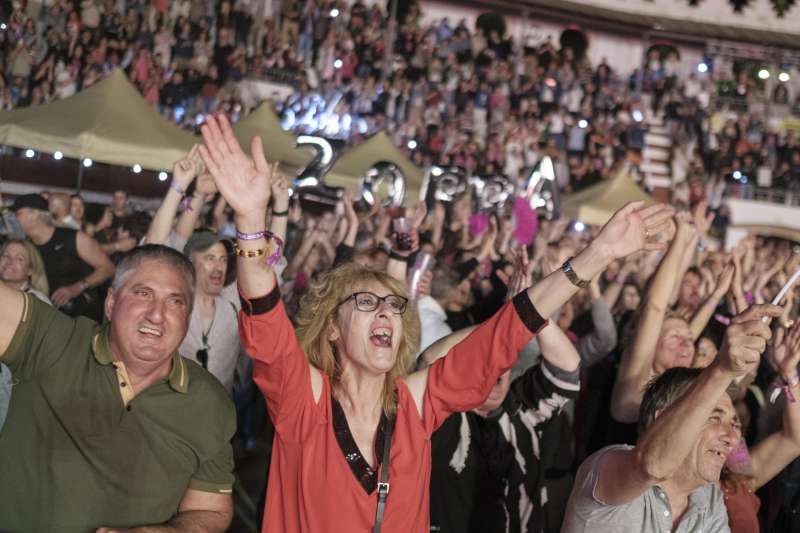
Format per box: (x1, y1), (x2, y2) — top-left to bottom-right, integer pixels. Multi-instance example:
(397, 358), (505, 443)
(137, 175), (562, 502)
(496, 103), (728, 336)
(1, 239), (49, 295)
(295, 262), (420, 415)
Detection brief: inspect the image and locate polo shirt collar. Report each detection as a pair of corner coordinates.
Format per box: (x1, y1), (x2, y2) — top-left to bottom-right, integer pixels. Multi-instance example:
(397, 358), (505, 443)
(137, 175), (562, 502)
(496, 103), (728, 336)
(91, 325), (189, 393)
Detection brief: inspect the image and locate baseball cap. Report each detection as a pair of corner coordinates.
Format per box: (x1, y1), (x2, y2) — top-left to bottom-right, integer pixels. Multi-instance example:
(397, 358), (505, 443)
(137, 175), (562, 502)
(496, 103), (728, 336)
(183, 229), (225, 257)
(12, 194), (48, 212)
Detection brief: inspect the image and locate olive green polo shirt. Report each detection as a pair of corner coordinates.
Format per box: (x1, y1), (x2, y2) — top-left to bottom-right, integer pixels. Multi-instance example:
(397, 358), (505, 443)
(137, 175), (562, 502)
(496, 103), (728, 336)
(0, 294), (236, 533)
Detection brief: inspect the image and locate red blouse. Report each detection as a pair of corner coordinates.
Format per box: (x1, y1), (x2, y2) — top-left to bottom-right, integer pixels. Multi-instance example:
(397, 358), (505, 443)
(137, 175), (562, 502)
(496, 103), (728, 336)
(239, 289), (546, 533)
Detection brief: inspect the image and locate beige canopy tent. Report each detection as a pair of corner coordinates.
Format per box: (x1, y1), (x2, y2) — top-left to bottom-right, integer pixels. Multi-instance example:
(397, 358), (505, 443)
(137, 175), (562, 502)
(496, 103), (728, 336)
(562, 171), (653, 225)
(0, 69), (197, 171)
(232, 103), (313, 170)
(327, 131), (424, 204)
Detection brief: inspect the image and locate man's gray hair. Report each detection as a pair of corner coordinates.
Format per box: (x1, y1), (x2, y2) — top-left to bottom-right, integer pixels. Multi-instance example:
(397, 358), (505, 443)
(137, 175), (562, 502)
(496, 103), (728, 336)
(638, 367), (713, 437)
(430, 265), (461, 302)
(112, 245), (196, 308)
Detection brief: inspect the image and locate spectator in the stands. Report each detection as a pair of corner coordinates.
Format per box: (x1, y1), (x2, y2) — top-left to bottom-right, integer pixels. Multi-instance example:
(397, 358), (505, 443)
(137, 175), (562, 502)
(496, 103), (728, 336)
(13, 193), (114, 320)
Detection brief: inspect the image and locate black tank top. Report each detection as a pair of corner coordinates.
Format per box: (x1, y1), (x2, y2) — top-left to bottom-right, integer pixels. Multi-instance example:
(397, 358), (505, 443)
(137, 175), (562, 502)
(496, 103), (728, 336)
(36, 227), (93, 293)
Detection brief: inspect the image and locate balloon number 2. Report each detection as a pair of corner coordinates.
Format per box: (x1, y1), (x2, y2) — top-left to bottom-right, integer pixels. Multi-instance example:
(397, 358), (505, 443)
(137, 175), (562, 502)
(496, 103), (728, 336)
(294, 135), (345, 211)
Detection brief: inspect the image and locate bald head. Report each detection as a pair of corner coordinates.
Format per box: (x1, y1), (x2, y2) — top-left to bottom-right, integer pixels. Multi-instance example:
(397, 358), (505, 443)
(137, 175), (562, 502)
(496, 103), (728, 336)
(48, 193), (71, 219)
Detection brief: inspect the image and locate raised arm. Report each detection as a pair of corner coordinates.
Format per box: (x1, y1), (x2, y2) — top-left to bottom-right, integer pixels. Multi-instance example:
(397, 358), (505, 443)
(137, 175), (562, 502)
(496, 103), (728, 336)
(667, 202), (709, 306)
(175, 173), (218, 240)
(749, 321), (800, 491)
(596, 304), (781, 505)
(268, 171), (290, 244)
(527, 202), (674, 320)
(611, 216), (695, 422)
(198, 116), (276, 299)
(198, 114), (325, 421)
(405, 201), (674, 424)
(144, 145), (203, 245)
(689, 260), (733, 340)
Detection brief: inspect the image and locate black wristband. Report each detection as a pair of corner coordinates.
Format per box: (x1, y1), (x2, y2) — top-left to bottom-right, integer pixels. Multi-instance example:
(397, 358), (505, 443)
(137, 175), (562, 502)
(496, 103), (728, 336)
(272, 209), (289, 217)
(240, 284), (281, 316)
(388, 249), (410, 263)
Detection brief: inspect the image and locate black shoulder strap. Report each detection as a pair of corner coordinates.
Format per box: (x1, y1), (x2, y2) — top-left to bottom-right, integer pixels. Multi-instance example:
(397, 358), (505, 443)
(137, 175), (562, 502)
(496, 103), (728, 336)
(373, 416), (395, 533)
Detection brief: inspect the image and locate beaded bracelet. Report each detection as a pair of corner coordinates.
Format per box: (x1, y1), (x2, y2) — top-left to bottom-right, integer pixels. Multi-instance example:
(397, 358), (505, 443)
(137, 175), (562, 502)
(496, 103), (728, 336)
(234, 244), (267, 258)
(234, 229), (284, 267)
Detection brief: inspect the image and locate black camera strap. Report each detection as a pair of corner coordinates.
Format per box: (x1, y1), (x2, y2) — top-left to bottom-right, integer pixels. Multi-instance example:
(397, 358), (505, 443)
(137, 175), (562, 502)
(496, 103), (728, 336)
(373, 416), (395, 533)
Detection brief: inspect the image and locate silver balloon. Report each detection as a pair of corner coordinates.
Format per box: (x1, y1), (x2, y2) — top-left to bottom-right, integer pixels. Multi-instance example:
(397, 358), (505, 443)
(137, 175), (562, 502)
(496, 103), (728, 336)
(358, 161), (406, 208)
(294, 135), (344, 189)
(523, 156), (560, 219)
(420, 165), (468, 204)
(294, 135), (345, 213)
(471, 173), (514, 211)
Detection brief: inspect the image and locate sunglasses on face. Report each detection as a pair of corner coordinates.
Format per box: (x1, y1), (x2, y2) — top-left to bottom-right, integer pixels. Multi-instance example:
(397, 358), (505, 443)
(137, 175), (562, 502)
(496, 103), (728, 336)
(339, 291), (408, 315)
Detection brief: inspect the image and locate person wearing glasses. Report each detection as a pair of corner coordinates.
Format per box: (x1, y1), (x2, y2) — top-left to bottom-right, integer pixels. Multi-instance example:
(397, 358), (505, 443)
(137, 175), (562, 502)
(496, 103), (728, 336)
(198, 113), (674, 532)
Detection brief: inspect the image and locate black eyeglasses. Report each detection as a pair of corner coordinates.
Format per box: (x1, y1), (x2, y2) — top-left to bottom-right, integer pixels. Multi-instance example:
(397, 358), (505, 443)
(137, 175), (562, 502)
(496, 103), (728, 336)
(340, 292), (408, 315)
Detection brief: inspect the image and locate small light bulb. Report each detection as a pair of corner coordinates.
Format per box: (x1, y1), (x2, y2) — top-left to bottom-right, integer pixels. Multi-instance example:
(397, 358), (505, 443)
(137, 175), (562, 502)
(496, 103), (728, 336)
(25, 149), (34, 158)
(53, 151), (63, 160)
(132, 164), (142, 173)
(83, 158), (93, 167)
(158, 171), (168, 181)
(334, 59), (343, 69)
(407, 140), (417, 150)
(758, 69), (770, 80)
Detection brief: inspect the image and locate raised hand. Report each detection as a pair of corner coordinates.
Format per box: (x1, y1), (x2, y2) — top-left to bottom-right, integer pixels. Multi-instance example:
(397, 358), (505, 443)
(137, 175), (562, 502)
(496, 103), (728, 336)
(717, 304), (782, 378)
(271, 170), (290, 212)
(771, 321), (800, 382)
(198, 114), (274, 223)
(499, 247), (534, 300)
(594, 201), (674, 260)
(172, 144), (203, 191)
(691, 200), (715, 238)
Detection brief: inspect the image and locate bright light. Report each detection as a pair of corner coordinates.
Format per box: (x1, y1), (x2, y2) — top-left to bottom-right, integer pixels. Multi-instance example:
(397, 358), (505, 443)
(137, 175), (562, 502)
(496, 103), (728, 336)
(83, 158), (92, 167)
(733, 170), (742, 180)
(53, 151), (63, 160)
(24, 149), (34, 158)
(697, 62), (708, 73)
(158, 171), (168, 181)
(578, 119), (588, 129)
(0, 23), (7, 30)
(330, 8), (339, 17)
(132, 164), (142, 174)
(758, 69), (770, 80)
(334, 59), (343, 69)
(632, 110), (643, 122)
(574, 221), (586, 232)
(545, 77), (557, 88)
(431, 167), (443, 177)
(407, 139), (417, 150)
(779, 72), (791, 83)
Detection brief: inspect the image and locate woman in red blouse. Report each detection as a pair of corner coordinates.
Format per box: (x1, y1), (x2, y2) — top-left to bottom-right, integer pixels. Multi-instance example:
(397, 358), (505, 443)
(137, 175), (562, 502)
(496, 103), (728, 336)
(198, 114), (674, 533)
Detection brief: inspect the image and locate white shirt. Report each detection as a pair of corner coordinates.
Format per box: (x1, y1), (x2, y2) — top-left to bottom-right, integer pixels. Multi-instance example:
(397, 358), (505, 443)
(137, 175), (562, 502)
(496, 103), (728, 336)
(417, 296), (452, 356)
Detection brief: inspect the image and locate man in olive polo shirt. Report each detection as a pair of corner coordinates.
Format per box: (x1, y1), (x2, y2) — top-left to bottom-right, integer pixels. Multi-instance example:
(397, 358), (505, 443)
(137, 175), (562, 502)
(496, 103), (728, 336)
(0, 244), (236, 532)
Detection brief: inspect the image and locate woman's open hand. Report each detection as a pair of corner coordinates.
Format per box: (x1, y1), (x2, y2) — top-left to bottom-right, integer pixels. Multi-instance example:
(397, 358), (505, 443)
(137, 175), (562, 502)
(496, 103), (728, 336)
(593, 201), (674, 261)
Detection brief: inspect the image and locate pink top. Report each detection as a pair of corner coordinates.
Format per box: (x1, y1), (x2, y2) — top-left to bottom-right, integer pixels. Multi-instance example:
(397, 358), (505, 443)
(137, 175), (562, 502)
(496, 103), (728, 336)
(239, 290), (546, 533)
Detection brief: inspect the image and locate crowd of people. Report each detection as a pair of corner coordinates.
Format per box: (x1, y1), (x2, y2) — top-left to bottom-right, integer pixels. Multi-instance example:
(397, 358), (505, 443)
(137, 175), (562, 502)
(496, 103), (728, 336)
(1, 1), (800, 533)
(0, 0), (798, 203)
